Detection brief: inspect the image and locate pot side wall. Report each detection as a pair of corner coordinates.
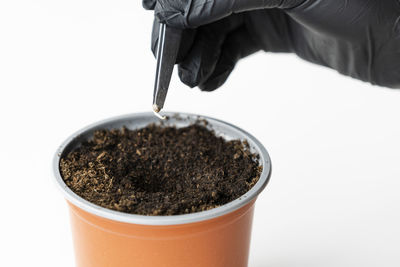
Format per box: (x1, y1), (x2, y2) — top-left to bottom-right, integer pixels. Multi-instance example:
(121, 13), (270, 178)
(68, 200), (256, 267)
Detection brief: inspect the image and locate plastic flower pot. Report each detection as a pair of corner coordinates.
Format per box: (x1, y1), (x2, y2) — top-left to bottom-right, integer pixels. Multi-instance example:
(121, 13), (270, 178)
(53, 113), (272, 267)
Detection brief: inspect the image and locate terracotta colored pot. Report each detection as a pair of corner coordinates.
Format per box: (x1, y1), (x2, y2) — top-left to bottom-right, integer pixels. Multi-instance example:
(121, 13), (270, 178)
(53, 113), (272, 267)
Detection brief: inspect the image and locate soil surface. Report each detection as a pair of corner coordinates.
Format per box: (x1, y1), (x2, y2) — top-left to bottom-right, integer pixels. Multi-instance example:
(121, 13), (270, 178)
(60, 124), (262, 215)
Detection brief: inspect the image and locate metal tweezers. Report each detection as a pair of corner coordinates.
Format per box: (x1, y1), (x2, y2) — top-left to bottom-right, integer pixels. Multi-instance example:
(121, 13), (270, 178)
(152, 23), (182, 119)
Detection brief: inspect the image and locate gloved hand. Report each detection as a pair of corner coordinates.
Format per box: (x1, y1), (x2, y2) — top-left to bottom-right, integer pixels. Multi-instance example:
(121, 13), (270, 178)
(143, 0), (400, 91)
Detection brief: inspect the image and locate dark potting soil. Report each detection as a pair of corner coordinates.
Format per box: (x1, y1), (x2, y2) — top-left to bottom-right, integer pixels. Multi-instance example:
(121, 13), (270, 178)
(60, 124), (262, 215)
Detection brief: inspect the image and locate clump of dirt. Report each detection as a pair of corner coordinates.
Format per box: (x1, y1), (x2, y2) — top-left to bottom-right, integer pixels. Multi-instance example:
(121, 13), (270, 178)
(60, 124), (262, 215)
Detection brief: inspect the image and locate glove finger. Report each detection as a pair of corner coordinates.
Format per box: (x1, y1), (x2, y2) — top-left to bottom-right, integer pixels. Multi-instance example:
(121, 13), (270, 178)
(199, 26), (261, 91)
(177, 15), (244, 88)
(151, 18), (196, 62)
(176, 29), (197, 63)
(154, 0), (301, 28)
(143, 0), (157, 10)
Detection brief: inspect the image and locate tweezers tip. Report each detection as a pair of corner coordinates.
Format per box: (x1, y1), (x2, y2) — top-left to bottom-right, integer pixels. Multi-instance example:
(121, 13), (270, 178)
(152, 104), (166, 120)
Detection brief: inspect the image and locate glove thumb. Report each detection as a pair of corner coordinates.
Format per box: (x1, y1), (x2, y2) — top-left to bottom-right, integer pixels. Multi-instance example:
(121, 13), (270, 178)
(143, 0), (156, 10)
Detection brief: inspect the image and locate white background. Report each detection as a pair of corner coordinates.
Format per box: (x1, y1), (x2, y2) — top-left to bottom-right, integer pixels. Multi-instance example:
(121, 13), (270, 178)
(1, 1), (400, 266)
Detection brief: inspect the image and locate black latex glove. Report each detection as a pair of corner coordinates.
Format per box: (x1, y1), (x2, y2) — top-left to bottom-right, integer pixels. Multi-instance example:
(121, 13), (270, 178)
(143, 0), (400, 91)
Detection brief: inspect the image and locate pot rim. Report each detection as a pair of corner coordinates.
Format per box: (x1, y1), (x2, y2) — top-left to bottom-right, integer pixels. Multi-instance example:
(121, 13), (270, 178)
(53, 112), (272, 226)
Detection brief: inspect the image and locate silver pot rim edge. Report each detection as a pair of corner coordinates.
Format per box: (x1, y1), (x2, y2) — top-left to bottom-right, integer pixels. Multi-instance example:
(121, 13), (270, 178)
(52, 112), (272, 226)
